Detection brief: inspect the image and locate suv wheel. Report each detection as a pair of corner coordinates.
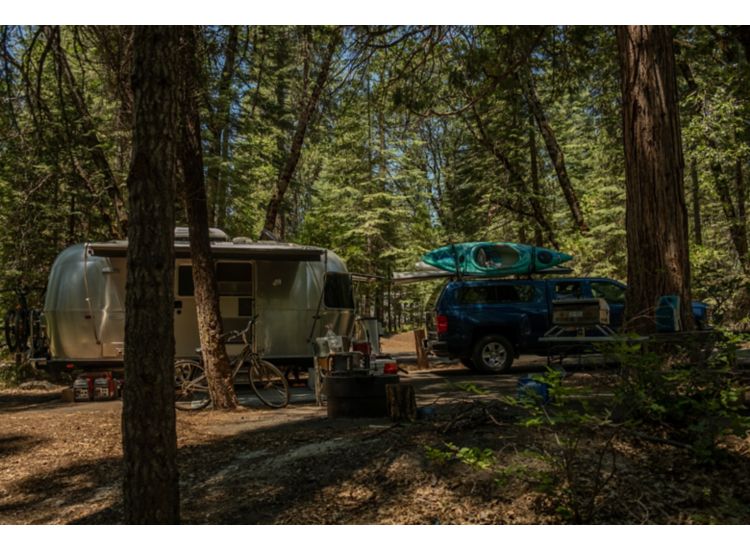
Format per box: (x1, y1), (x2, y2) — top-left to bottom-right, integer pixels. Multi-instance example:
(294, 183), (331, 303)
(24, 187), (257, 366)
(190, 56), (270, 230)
(472, 335), (514, 373)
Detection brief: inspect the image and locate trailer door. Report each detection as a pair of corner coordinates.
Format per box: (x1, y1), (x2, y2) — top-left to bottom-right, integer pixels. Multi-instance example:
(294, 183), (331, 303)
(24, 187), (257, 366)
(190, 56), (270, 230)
(173, 260), (254, 358)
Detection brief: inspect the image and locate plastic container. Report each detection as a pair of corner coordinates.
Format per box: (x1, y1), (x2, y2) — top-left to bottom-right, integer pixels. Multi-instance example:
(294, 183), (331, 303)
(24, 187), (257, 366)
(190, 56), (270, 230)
(655, 295), (681, 333)
(516, 376), (550, 405)
(73, 377), (92, 402)
(93, 376), (116, 400)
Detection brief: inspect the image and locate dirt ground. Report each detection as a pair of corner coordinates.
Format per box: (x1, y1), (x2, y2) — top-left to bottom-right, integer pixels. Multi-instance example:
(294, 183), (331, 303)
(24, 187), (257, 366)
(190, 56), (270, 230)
(1, 335), (750, 525)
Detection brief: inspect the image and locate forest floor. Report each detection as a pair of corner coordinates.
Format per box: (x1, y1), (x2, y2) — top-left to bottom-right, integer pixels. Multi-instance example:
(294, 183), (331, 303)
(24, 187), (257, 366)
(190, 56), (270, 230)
(1, 333), (750, 524)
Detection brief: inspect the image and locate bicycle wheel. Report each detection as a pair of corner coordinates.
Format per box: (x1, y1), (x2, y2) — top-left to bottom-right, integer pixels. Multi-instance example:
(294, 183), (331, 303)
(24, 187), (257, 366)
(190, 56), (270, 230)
(248, 359), (289, 409)
(174, 359), (211, 411)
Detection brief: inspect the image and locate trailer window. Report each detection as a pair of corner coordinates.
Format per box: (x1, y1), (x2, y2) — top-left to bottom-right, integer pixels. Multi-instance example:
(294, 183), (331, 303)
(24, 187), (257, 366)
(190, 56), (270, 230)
(177, 263), (253, 297)
(177, 265), (194, 296)
(324, 273), (354, 309)
(216, 262), (253, 296)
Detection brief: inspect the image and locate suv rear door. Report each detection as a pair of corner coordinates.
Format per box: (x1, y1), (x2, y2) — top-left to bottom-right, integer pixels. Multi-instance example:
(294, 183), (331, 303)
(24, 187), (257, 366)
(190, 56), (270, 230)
(457, 280), (546, 344)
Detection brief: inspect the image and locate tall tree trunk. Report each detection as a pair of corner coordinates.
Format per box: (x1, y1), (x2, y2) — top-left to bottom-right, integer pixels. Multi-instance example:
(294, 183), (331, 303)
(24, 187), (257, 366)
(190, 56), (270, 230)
(617, 25), (693, 333)
(520, 69), (589, 233)
(179, 27), (238, 410)
(691, 159), (703, 246)
(262, 28), (340, 237)
(122, 26), (180, 524)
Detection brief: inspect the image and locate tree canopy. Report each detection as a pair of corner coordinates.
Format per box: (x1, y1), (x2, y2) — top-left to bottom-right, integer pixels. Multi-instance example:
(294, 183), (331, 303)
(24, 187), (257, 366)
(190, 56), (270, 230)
(1, 25), (749, 328)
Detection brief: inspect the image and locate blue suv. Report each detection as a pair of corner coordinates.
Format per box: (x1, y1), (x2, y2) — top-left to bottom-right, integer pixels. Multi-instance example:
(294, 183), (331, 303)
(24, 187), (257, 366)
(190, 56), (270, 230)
(426, 277), (709, 373)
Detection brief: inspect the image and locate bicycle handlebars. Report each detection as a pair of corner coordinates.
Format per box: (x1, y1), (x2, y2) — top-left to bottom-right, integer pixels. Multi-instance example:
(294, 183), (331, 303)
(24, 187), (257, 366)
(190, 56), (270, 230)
(222, 315), (259, 345)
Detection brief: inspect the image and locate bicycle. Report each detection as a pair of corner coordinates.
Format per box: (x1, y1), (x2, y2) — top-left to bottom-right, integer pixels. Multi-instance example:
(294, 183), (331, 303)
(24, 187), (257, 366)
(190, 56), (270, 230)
(174, 316), (289, 411)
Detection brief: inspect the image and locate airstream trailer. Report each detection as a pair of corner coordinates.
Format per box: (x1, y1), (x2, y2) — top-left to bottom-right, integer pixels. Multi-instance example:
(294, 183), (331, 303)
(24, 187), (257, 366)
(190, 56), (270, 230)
(43, 229), (356, 370)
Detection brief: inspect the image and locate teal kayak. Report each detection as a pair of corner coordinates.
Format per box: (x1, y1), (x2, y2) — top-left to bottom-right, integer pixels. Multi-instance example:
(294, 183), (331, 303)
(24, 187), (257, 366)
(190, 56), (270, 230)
(422, 242), (573, 276)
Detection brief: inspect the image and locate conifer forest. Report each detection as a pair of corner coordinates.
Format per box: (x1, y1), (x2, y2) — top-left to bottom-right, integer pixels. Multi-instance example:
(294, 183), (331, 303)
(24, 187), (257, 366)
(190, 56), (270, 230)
(1, 26), (748, 328)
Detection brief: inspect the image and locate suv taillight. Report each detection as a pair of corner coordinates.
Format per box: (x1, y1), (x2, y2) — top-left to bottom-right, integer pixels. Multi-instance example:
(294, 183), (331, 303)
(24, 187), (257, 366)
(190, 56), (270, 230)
(436, 314), (448, 335)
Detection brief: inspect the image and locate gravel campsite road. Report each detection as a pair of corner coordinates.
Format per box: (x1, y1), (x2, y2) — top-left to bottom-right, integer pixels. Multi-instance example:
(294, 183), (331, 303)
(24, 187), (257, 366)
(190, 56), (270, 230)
(3, 336), (746, 525)
(0, 348), (617, 524)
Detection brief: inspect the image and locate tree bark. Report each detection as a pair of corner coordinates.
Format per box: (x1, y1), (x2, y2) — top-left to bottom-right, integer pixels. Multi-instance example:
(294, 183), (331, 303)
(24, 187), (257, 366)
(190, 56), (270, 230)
(178, 27), (238, 410)
(122, 26), (180, 524)
(520, 69), (588, 233)
(617, 25), (693, 333)
(261, 28), (340, 237)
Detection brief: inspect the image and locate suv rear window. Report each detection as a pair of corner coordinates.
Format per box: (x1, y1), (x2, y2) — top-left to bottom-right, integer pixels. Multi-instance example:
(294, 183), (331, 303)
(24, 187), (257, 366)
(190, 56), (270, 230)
(459, 284), (537, 304)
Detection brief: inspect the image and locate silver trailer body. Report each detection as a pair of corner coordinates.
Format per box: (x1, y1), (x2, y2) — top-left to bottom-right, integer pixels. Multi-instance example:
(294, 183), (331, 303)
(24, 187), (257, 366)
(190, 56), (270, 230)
(43, 237), (355, 367)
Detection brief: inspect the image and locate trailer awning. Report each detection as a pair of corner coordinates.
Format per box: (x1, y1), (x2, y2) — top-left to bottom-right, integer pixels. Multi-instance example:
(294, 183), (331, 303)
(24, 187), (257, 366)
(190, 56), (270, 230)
(87, 241), (325, 262)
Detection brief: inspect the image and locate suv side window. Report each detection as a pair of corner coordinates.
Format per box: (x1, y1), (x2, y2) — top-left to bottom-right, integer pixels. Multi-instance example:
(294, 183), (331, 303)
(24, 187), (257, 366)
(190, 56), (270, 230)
(591, 281), (625, 304)
(554, 281), (583, 300)
(459, 284), (538, 304)
(459, 286), (495, 304)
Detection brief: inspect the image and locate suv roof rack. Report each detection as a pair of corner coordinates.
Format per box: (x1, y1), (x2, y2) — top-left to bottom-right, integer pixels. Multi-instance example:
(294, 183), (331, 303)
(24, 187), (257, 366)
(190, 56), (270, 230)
(392, 266), (574, 284)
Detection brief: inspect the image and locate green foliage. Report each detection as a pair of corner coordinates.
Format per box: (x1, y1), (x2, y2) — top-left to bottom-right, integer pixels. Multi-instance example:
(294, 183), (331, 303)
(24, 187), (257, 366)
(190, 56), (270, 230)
(0, 359), (38, 387)
(424, 442), (496, 470)
(2, 25), (750, 330)
(612, 330), (750, 462)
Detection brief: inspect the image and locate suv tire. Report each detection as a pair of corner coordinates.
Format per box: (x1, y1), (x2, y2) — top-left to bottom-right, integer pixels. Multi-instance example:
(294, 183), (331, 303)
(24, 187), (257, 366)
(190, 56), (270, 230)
(472, 335), (514, 373)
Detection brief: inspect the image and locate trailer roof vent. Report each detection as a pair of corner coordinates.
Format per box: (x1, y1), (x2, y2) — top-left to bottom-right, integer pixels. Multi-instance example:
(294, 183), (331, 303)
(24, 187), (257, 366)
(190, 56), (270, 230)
(174, 227), (229, 242)
(232, 236), (254, 244)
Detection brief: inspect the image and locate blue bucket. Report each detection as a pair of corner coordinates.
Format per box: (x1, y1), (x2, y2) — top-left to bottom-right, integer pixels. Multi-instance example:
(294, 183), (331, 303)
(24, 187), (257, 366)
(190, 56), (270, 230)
(517, 376), (550, 405)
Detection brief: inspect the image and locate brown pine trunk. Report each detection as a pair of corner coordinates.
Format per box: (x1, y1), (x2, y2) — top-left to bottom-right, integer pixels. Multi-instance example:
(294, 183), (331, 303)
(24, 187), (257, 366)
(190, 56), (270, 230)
(179, 27), (238, 410)
(617, 25), (693, 333)
(262, 28), (340, 237)
(521, 69), (588, 233)
(122, 26), (180, 524)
